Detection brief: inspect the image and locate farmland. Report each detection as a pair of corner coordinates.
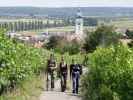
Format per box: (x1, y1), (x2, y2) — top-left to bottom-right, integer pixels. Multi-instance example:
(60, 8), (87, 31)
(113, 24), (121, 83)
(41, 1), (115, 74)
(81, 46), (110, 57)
(1, 17), (133, 34)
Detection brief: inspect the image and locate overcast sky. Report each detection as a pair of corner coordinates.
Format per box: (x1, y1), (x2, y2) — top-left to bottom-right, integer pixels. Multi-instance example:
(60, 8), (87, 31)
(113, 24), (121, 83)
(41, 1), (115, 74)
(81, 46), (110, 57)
(0, 0), (133, 7)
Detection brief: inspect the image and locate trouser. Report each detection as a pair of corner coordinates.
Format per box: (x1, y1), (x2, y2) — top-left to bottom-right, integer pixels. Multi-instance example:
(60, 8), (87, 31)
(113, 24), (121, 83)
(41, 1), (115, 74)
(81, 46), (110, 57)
(72, 72), (80, 94)
(46, 71), (55, 90)
(61, 73), (67, 92)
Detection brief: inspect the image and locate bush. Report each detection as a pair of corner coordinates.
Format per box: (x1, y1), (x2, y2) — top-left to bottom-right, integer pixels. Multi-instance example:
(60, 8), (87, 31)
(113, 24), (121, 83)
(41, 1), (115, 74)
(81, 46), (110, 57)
(46, 35), (62, 50)
(64, 39), (81, 55)
(125, 29), (133, 39)
(83, 25), (120, 53)
(81, 44), (133, 100)
(128, 40), (133, 48)
(46, 35), (81, 55)
(0, 29), (46, 94)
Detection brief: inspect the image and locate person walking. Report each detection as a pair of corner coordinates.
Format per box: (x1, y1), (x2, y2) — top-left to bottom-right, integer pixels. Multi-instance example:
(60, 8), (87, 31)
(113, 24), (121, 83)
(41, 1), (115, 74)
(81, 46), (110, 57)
(59, 56), (68, 92)
(70, 59), (82, 94)
(46, 54), (56, 91)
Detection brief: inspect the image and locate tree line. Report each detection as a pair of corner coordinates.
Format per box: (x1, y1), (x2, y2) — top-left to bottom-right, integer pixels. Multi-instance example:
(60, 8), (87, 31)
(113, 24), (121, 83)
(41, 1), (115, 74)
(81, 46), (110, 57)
(0, 19), (72, 32)
(0, 17), (98, 32)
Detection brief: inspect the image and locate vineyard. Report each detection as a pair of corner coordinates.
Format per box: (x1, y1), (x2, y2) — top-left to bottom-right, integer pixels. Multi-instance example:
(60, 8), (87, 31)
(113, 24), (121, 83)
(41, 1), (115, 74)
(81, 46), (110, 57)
(81, 44), (133, 100)
(0, 29), (48, 95)
(0, 28), (84, 97)
(0, 26), (133, 100)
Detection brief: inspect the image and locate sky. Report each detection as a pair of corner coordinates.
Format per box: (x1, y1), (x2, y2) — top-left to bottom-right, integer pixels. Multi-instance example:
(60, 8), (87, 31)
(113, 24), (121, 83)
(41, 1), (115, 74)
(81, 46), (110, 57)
(0, 0), (133, 7)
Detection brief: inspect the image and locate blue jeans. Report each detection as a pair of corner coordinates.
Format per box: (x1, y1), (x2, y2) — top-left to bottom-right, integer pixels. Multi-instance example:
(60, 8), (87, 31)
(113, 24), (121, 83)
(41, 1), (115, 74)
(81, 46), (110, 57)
(72, 72), (80, 94)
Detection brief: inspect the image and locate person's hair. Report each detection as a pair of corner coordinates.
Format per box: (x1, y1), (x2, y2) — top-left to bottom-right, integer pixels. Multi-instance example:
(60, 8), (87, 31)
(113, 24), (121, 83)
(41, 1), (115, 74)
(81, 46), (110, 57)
(61, 55), (64, 61)
(50, 54), (54, 60)
(72, 59), (75, 63)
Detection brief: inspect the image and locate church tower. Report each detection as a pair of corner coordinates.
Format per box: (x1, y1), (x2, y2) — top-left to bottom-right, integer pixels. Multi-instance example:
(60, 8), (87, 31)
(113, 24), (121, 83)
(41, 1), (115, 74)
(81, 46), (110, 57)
(75, 9), (83, 36)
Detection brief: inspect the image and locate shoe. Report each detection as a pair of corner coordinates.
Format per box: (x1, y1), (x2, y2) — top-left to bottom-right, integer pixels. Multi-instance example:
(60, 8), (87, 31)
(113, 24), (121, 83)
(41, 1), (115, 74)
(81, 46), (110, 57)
(72, 90), (75, 94)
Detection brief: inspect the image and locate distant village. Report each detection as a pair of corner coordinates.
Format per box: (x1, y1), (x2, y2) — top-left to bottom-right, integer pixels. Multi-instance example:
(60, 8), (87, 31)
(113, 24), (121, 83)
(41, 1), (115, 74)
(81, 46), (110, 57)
(3, 8), (133, 48)
(5, 9), (85, 47)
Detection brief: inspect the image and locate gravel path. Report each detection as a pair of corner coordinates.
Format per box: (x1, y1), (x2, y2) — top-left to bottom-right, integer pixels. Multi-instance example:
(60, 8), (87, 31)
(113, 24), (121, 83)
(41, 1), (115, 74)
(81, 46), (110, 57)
(39, 67), (88, 100)
(39, 79), (81, 100)
(39, 91), (81, 100)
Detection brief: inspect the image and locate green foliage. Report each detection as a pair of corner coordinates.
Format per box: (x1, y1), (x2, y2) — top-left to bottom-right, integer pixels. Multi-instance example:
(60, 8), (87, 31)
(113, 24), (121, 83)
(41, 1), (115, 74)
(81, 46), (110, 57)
(81, 44), (133, 100)
(46, 36), (81, 55)
(46, 35), (61, 50)
(83, 25), (120, 53)
(128, 40), (133, 48)
(125, 29), (133, 39)
(0, 29), (46, 94)
(63, 39), (81, 55)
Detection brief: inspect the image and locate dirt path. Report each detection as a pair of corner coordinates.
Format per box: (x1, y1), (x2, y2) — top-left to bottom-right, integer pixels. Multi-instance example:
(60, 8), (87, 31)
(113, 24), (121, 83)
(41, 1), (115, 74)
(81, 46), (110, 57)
(39, 91), (81, 100)
(39, 79), (81, 100)
(39, 67), (88, 100)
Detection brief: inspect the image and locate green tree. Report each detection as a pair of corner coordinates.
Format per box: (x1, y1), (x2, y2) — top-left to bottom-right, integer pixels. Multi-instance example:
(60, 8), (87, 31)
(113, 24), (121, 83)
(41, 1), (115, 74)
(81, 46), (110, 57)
(0, 29), (46, 94)
(45, 36), (81, 55)
(46, 35), (61, 50)
(83, 25), (120, 53)
(81, 44), (133, 100)
(64, 39), (80, 55)
(125, 29), (133, 39)
(128, 40), (133, 48)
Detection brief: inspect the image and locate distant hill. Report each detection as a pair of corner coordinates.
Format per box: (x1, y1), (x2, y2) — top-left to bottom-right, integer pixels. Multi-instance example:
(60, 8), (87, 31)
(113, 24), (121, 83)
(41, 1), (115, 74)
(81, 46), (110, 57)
(0, 7), (133, 18)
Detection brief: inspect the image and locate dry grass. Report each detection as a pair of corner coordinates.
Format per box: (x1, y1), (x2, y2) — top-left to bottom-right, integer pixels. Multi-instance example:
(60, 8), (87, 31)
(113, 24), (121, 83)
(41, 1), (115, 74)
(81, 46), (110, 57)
(0, 74), (45, 100)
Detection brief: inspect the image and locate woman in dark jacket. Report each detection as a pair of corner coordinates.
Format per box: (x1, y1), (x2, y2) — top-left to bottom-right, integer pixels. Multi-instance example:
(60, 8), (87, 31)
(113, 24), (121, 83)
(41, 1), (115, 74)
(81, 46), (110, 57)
(59, 56), (68, 92)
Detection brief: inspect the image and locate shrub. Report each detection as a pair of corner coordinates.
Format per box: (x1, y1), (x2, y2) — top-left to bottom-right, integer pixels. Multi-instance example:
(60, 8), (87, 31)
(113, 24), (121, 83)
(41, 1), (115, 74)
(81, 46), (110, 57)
(125, 29), (133, 39)
(64, 39), (81, 55)
(0, 29), (46, 94)
(81, 44), (133, 100)
(46, 35), (62, 50)
(128, 40), (133, 48)
(46, 35), (81, 55)
(83, 25), (120, 53)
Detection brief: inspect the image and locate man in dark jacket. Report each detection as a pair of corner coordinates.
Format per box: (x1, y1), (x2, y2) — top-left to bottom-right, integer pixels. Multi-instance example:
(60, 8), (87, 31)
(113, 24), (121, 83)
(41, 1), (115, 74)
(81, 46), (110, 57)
(59, 56), (68, 92)
(70, 59), (82, 94)
(46, 54), (56, 91)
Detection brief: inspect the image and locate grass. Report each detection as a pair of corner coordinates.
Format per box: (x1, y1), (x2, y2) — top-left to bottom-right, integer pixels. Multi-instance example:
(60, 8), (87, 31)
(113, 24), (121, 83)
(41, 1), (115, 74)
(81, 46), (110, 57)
(17, 26), (75, 34)
(0, 74), (45, 100)
(17, 26), (96, 35)
(111, 20), (133, 29)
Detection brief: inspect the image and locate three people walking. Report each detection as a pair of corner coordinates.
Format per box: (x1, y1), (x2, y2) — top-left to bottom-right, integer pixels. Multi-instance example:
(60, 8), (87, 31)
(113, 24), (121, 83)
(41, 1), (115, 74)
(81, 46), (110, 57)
(46, 54), (82, 94)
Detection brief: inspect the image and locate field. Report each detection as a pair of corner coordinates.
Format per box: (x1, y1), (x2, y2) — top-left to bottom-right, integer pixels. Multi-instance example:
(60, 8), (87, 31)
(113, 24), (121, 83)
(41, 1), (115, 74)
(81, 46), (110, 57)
(108, 17), (133, 33)
(111, 19), (133, 31)
(1, 17), (133, 34)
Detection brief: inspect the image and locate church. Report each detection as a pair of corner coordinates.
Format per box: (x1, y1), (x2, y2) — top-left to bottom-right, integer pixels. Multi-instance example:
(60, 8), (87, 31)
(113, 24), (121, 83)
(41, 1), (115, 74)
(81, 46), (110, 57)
(45, 9), (84, 42)
(74, 8), (84, 40)
(60, 9), (84, 41)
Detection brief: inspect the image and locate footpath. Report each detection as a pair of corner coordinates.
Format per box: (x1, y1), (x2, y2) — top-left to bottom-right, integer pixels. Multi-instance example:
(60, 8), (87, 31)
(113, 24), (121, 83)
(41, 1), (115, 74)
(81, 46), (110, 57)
(39, 79), (81, 100)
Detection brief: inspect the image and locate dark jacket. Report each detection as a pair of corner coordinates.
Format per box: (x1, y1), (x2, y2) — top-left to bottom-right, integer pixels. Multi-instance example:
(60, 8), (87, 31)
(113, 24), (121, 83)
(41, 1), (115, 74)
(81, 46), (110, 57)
(59, 62), (68, 75)
(47, 59), (56, 73)
(70, 64), (82, 78)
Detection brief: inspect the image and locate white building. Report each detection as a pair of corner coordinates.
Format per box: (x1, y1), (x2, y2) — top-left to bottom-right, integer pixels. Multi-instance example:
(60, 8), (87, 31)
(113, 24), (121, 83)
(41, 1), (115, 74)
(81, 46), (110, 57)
(75, 9), (84, 37)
